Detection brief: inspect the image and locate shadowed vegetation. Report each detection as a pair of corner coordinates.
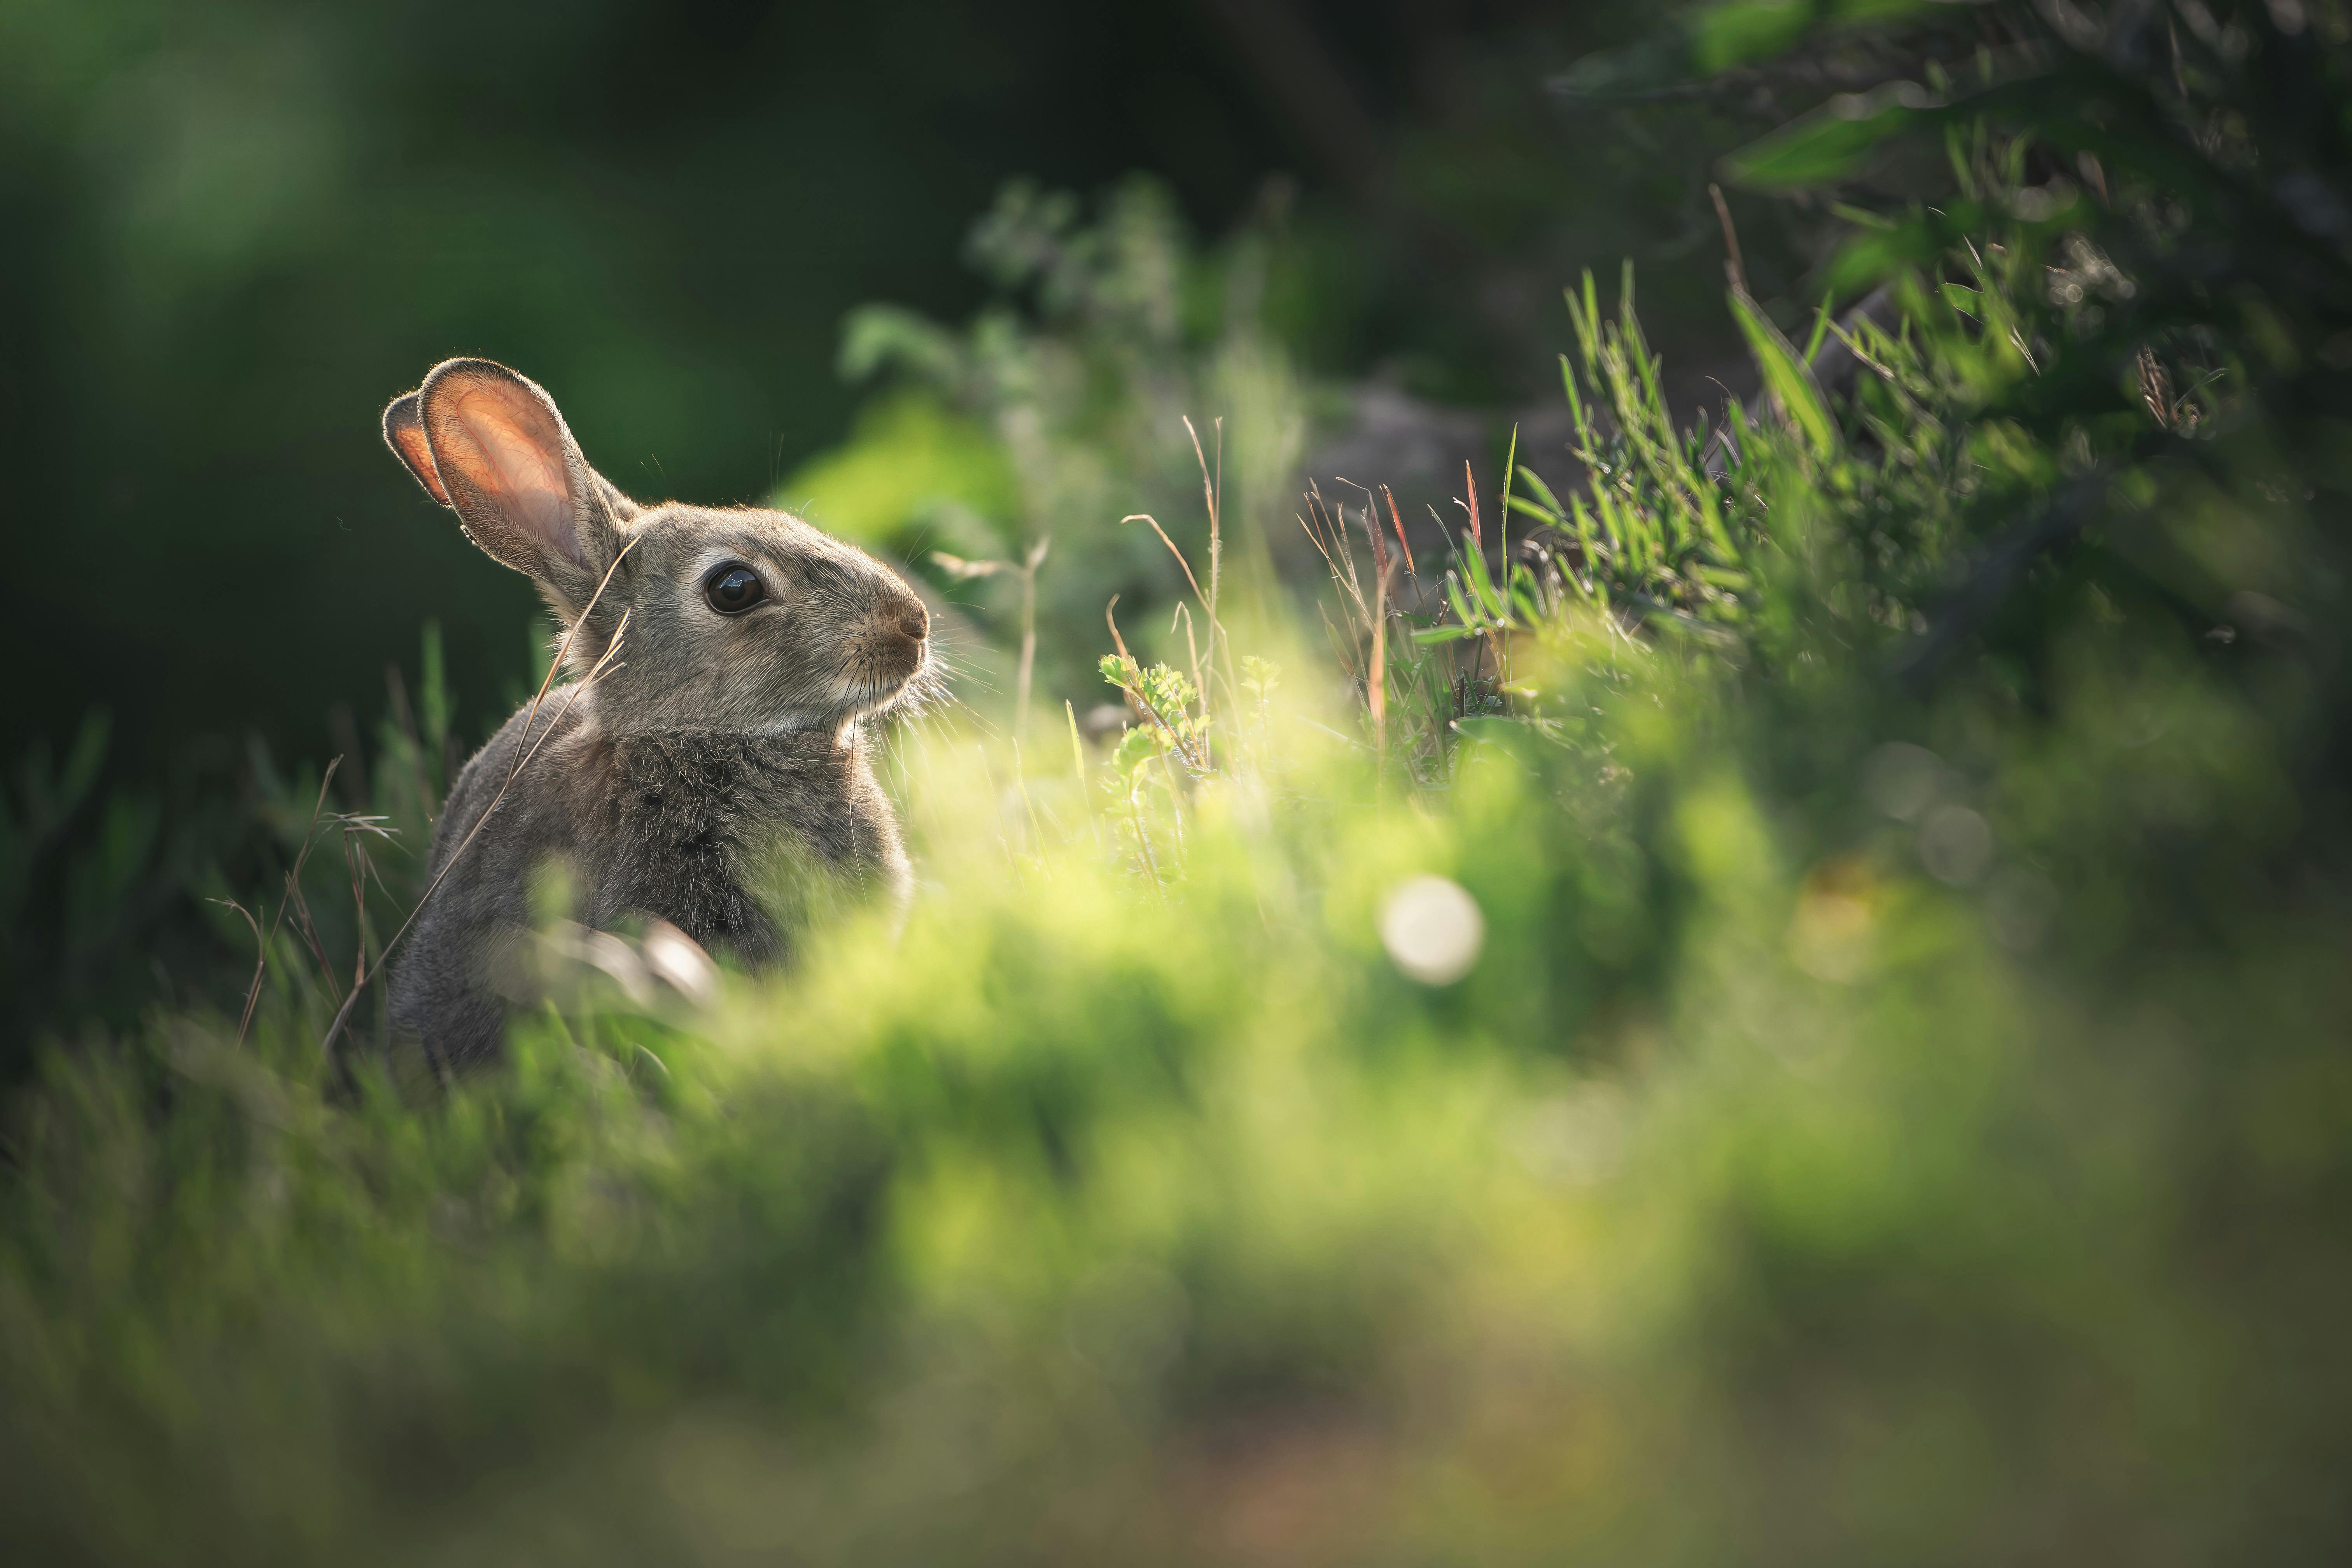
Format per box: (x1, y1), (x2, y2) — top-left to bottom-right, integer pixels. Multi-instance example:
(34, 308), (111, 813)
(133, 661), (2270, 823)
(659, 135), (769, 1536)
(6, 3), (2352, 1562)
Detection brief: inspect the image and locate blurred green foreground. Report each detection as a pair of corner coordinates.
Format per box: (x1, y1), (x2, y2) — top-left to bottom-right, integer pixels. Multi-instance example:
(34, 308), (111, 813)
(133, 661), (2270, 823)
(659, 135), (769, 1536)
(7, 6), (2352, 1564)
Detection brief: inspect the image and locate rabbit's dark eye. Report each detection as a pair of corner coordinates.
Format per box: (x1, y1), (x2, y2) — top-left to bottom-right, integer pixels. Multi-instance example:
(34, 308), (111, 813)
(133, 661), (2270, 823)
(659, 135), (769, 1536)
(704, 564), (767, 615)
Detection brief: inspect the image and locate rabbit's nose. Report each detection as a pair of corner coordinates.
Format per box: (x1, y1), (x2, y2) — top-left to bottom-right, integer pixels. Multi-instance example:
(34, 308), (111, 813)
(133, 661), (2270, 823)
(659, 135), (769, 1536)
(898, 602), (930, 642)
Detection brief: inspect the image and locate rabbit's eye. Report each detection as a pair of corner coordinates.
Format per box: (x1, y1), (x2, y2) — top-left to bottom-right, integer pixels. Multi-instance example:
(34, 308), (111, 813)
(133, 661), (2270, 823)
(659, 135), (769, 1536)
(704, 564), (767, 615)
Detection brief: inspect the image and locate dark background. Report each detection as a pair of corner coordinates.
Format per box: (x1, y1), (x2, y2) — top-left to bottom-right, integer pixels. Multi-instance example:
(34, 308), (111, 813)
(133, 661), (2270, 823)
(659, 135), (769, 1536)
(0, 0), (1789, 780)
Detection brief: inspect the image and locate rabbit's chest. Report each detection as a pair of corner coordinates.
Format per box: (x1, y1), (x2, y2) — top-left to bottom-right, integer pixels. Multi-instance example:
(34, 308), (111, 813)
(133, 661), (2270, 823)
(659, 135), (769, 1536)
(584, 737), (865, 955)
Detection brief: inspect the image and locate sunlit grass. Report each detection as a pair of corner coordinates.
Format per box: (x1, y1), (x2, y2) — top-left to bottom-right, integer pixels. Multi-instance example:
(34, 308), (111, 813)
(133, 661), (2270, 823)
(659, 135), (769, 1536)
(11, 27), (2352, 1553)
(7, 562), (2342, 1560)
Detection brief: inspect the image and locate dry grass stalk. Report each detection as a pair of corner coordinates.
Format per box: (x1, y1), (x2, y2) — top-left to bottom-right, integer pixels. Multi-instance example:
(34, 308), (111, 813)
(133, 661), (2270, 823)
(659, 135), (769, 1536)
(210, 757), (341, 1046)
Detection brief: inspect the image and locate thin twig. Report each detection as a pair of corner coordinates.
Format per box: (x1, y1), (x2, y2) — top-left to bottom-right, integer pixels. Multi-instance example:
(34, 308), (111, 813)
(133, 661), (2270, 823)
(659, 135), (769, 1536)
(287, 759), (343, 961)
(1122, 513), (1210, 609)
(1172, 601), (1211, 772)
(1182, 412), (1232, 730)
(1710, 182), (1749, 298)
(1105, 594), (1134, 665)
(1384, 486), (1418, 579)
(206, 898), (268, 1047)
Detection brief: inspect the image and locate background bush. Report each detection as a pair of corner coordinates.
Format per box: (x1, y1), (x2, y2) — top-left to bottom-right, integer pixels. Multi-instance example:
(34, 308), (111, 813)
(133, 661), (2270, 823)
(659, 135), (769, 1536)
(6, 3), (2352, 1562)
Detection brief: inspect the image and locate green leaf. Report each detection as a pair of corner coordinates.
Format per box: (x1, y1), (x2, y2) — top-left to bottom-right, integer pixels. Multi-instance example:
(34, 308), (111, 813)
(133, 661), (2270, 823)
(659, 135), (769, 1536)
(1461, 538), (1508, 621)
(1445, 574), (1480, 630)
(1111, 724), (1167, 778)
(1511, 563), (1547, 621)
(1832, 0), (1941, 18)
(1559, 349), (1594, 452)
(1515, 464), (1566, 518)
(1830, 201), (1899, 232)
(1721, 86), (1927, 191)
(1822, 200), (1984, 294)
(1688, 0), (1816, 75)
(1800, 290), (1837, 362)
(1569, 494), (1601, 578)
(1691, 0), (1945, 75)
(1729, 289), (1838, 459)
(836, 304), (965, 384)
(1498, 424), (1520, 560)
(1411, 624), (1479, 645)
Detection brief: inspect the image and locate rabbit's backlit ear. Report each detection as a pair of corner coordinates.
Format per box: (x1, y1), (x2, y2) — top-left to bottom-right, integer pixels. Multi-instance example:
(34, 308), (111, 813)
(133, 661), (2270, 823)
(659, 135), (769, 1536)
(415, 359), (618, 587)
(382, 392), (451, 506)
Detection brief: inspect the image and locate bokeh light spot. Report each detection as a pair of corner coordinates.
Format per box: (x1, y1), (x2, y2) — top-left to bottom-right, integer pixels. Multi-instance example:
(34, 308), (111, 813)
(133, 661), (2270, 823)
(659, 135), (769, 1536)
(1379, 875), (1485, 985)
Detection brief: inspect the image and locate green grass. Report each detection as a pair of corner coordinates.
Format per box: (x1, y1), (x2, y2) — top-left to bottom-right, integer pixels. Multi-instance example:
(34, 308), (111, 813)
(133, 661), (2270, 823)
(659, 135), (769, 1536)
(5, 579), (2343, 1561)
(8, 7), (2352, 1560)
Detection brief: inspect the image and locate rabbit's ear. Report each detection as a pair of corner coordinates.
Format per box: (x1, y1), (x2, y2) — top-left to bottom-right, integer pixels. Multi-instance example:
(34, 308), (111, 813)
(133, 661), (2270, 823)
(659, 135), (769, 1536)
(382, 392), (451, 505)
(414, 359), (628, 611)
(595, 474), (643, 524)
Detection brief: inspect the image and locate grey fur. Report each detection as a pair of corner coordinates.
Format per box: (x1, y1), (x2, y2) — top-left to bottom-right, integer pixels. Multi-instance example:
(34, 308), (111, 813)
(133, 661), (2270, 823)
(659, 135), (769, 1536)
(380, 358), (933, 1064)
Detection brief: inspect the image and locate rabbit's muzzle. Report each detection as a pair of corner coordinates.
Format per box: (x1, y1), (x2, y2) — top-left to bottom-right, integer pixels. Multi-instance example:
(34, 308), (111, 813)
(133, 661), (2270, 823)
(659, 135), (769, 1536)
(842, 587), (931, 704)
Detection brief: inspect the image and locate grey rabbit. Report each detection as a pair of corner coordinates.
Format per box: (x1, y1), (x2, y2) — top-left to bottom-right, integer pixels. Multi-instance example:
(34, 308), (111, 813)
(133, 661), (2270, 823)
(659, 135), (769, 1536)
(379, 357), (935, 1063)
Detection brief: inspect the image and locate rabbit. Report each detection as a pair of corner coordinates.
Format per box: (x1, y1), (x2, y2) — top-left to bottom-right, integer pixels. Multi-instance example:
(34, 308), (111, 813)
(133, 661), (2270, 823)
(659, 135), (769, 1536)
(379, 357), (936, 1064)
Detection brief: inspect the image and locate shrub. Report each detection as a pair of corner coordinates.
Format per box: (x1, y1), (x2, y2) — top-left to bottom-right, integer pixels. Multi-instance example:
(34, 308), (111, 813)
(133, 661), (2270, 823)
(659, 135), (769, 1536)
(6, 5), (2352, 1561)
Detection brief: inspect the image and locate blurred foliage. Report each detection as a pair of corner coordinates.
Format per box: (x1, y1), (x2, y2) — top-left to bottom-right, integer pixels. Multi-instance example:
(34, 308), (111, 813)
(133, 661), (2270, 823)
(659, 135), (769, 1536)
(0, 2), (1836, 1061)
(0, 0), (1301, 781)
(0, 628), (456, 1084)
(784, 177), (1321, 706)
(774, 393), (1021, 561)
(0, 1), (1800, 782)
(8, 1), (2352, 1561)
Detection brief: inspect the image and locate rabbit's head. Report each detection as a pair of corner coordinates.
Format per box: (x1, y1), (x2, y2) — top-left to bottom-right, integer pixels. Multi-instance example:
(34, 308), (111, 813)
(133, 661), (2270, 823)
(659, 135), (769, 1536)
(384, 359), (935, 736)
